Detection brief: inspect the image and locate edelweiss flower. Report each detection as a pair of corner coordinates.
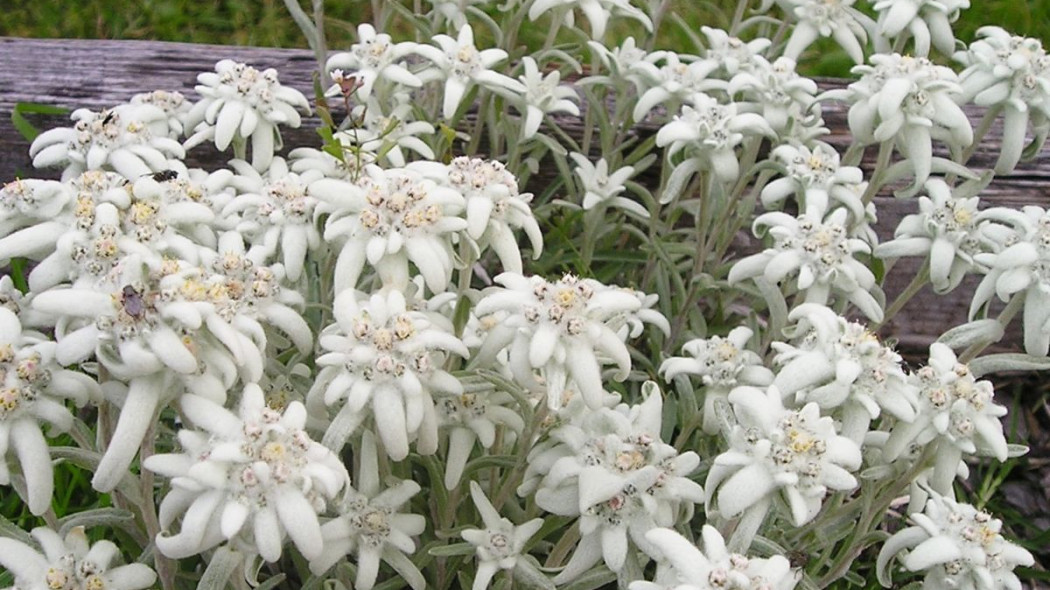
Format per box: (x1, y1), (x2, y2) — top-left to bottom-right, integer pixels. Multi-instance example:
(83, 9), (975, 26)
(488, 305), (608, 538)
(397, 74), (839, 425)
(569, 153), (648, 219)
(311, 164), (467, 293)
(144, 384), (349, 561)
(0, 526), (156, 590)
(415, 25), (526, 120)
(701, 27), (772, 76)
(882, 343), (1008, 495)
(184, 60), (310, 171)
(0, 178), (72, 240)
(630, 526), (798, 590)
(955, 27), (1050, 173)
(706, 385), (861, 528)
(516, 56), (581, 139)
(32, 256), (248, 491)
(875, 178), (989, 293)
(970, 205), (1050, 355)
(631, 53), (724, 122)
(438, 382), (525, 489)
(729, 207), (883, 322)
(0, 308), (96, 514)
(309, 431), (426, 590)
(873, 0), (968, 56)
(656, 92), (774, 197)
(462, 481), (545, 590)
(728, 56), (822, 140)
(474, 272), (662, 410)
(877, 490), (1033, 590)
(661, 326), (774, 435)
(845, 54), (971, 191)
(440, 157), (543, 273)
(30, 103), (185, 181)
(780, 0), (873, 64)
(326, 24), (422, 100)
(528, 0), (652, 40)
(760, 142), (866, 219)
(586, 37), (651, 84)
(772, 303), (917, 442)
(336, 94), (436, 167)
(220, 158), (323, 282)
(309, 289), (468, 460)
(131, 90), (192, 137)
(532, 387), (704, 582)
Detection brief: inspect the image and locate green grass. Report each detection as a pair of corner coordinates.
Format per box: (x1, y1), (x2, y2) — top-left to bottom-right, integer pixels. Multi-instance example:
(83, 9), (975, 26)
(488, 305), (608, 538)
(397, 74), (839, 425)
(2, 0), (1048, 62)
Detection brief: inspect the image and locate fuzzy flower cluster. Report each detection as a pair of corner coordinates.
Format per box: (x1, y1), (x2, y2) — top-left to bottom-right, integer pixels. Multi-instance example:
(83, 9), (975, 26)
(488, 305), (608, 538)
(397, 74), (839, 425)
(144, 384), (349, 562)
(0, 527), (156, 590)
(706, 385), (861, 528)
(527, 388), (705, 582)
(309, 289), (468, 460)
(772, 304), (917, 442)
(475, 272), (666, 410)
(878, 490), (1034, 590)
(882, 343), (1008, 495)
(631, 526), (798, 590)
(955, 26), (1050, 173)
(184, 60), (310, 171)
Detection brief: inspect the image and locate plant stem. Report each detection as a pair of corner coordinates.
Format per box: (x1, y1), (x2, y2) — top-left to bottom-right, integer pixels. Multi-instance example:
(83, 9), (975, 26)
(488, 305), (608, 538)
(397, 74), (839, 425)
(877, 260), (930, 330)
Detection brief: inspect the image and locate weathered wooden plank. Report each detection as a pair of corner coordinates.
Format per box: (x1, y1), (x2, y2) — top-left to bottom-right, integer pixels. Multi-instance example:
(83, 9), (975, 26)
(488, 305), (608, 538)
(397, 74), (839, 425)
(2, 36), (1049, 351)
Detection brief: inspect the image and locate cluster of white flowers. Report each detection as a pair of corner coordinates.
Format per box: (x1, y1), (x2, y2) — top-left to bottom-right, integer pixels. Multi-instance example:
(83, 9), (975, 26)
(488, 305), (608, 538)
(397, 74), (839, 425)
(2, 2), (1046, 589)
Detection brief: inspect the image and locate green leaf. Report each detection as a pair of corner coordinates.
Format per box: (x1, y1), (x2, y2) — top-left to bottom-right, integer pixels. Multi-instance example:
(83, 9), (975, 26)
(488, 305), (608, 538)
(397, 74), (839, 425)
(513, 559), (556, 590)
(255, 574), (288, 590)
(12, 102), (69, 142)
(428, 542), (476, 557)
(198, 546), (242, 590)
(559, 567), (616, 590)
(58, 508), (136, 537)
(0, 513), (35, 545)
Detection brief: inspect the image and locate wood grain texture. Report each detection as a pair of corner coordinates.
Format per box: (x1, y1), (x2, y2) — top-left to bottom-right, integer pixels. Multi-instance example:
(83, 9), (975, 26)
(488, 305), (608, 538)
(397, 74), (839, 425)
(2, 36), (1049, 351)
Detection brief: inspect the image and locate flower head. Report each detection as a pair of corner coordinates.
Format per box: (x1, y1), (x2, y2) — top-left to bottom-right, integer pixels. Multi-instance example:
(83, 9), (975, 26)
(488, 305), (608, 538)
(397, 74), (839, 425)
(728, 208), (883, 322)
(873, 0), (968, 56)
(145, 384), (349, 562)
(309, 431), (426, 590)
(516, 56), (581, 139)
(326, 24), (422, 100)
(184, 60), (310, 171)
(875, 178), (989, 293)
(660, 326), (774, 435)
(877, 490), (1033, 590)
(845, 54), (971, 192)
(415, 25), (526, 119)
(0, 308), (96, 514)
(475, 272), (663, 410)
(706, 385), (861, 527)
(462, 481), (545, 590)
(0, 526), (156, 590)
(780, 0), (873, 64)
(569, 153), (648, 219)
(630, 526), (798, 590)
(530, 387), (704, 582)
(311, 164), (467, 293)
(528, 0), (652, 40)
(310, 289), (468, 460)
(30, 104), (185, 181)
(955, 27), (1050, 173)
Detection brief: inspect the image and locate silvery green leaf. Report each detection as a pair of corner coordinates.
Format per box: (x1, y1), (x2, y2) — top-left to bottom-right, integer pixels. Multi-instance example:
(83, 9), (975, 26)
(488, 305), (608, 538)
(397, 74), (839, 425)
(859, 465), (896, 480)
(513, 559), (556, 590)
(1008, 444), (1030, 458)
(969, 352), (1050, 376)
(559, 567), (616, 590)
(58, 508), (136, 537)
(936, 319), (1005, 350)
(428, 543), (475, 557)
(0, 514), (35, 546)
(198, 546), (241, 590)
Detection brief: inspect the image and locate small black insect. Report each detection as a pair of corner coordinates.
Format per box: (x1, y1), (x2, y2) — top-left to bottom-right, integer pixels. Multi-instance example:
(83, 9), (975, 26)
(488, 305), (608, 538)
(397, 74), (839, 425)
(150, 170), (179, 182)
(121, 285), (146, 319)
(101, 111), (115, 125)
(786, 549), (809, 569)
